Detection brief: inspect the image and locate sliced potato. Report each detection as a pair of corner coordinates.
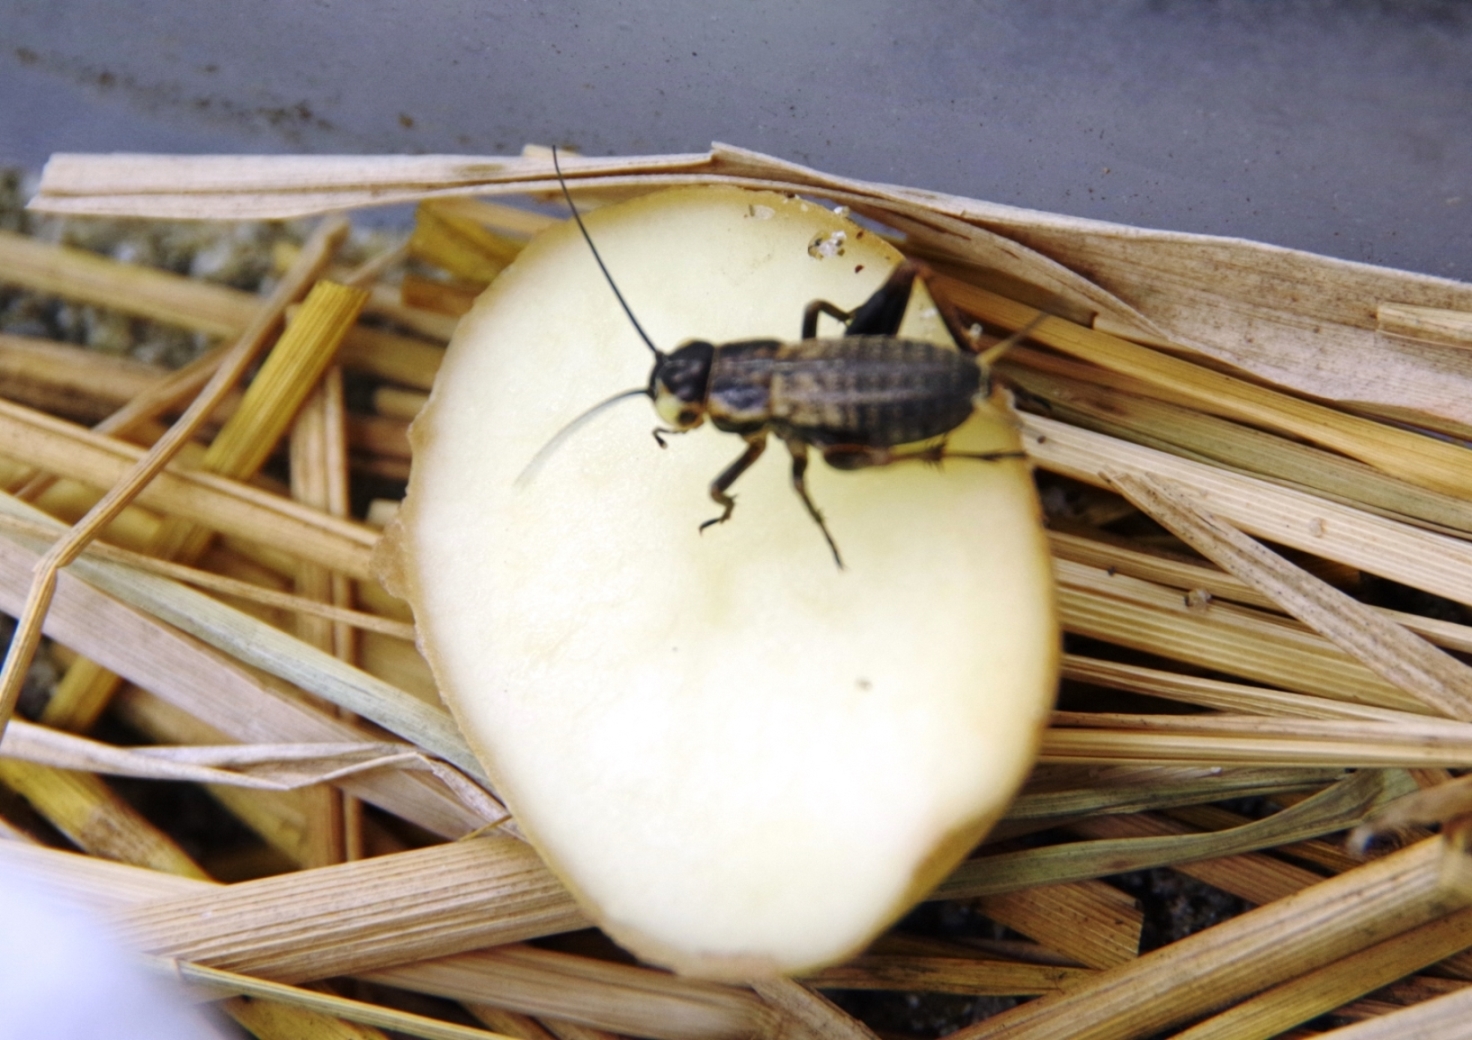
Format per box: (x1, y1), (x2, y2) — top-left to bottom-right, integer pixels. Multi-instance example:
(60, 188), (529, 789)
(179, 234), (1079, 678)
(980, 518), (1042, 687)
(393, 186), (1058, 978)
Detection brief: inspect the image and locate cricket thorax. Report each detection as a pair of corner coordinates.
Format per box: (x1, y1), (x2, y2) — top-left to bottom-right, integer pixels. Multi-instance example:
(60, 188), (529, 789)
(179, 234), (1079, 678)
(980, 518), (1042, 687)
(704, 339), (784, 430)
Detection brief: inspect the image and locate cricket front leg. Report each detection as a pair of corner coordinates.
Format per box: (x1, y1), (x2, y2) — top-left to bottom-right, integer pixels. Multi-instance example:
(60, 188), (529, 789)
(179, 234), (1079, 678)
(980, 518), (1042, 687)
(699, 432), (767, 533)
(785, 438), (844, 569)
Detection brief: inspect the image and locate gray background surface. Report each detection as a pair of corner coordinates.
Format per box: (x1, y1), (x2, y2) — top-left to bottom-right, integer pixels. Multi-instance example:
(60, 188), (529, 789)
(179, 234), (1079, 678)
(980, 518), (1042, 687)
(2, 1), (1468, 280)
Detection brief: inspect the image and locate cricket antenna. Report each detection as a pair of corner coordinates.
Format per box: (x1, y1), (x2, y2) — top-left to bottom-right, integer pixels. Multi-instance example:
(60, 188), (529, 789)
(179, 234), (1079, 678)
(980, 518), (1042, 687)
(552, 146), (663, 359)
(515, 387), (651, 487)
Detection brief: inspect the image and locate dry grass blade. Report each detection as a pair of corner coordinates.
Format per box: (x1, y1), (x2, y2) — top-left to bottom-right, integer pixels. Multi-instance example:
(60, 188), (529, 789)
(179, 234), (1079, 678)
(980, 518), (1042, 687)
(1046, 711), (1472, 768)
(463, 1007), (558, 1040)
(69, 541), (480, 777)
(1172, 906), (1472, 1040)
(748, 977), (883, 1040)
(0, 831), (208, 907)
(1002, 763), (1346, 825)
(0, 509), (410, 636)
(29, 150), (713, 217)
(354, 288), (458, 348)
(291, 367), (362, 862)
(111, 685), (353, 869)
(1048, 530), (1272, 610)
(0, 722), (501, 824)
(367, 946), (773, 1040)
(1038, 730), (1472, 769)
(1060, 656), (1418, 721)
(1025, 412), (1472, 612)
(1, 841), (764, 1040)
(1067, 812), (1326, 907)
(976, 881), (1142, 968)
(194, 281), (367, 488)
(1051, 532), (1472, 656)
(1378, 302), (1472, 348)
(411, 200), (524, 283)
(1007, 356), (1472, 536)
(70, 340), (234, 461)
(0, 758), (208, 876)
(1109, 471), (1472, 720)
(0, 332), (166, 422)
(1058, 561), (1426, 713)
(221, 998), (395, 1040)
(150, 958), (521, 1040)
(0, 225), (447, 393)
(537, 1020), (625, 1040)
(426, 196), (560, 239)
(113, 836), (585, 981)
(0, 217), (348, 736)
(374, 386), (430, 422)
(402, 273), (481, 318)
(0, 480), (471, 774)
(1055, 711), (1472, 745)
(0, 519), (484, 838)
(941, 278), (1472, 495)
(46, 277), (369, 731)
(950, 835), (1472, 1040)
(0, 400), (379, 575)
(0, 227), (256, 335)
(933, 769), (1391, 899)
(800, 956), (1090, 996)
(1310, 982), (1472, 1039)
(1351, 774), (1472, 851)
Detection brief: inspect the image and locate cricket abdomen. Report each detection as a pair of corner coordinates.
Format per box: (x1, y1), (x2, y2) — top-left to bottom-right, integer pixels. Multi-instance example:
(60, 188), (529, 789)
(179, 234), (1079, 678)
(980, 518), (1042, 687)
(754, 337), (982, 447)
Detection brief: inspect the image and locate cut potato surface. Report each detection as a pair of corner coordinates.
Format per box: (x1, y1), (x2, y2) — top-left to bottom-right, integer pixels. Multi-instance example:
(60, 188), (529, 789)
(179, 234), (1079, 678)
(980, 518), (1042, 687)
(394, 186), (1058, 978)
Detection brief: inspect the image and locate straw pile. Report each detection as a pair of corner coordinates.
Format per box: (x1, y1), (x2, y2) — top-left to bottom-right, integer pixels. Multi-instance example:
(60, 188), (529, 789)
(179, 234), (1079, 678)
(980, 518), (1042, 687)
(2, 145), (1472, 1039)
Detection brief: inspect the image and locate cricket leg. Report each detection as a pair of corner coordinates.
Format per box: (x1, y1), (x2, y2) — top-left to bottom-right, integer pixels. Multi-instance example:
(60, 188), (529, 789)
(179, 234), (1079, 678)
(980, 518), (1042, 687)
(839, 260), (921, 338)
(902, 261), (1048, 363)
(822, 442), (1026, 471)
(699, 432), (767, 533)
(801, 299), (853, 340)
(784, 438), (844, 569)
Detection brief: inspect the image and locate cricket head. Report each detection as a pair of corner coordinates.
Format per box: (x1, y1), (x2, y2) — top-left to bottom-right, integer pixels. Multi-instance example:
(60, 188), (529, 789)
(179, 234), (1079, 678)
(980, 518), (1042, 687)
(651, 340), (714, 430)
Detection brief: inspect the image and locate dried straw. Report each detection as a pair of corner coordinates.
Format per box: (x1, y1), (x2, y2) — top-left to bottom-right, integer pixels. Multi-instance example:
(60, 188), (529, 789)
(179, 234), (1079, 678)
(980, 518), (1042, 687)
(8, 145), (1472, 1038)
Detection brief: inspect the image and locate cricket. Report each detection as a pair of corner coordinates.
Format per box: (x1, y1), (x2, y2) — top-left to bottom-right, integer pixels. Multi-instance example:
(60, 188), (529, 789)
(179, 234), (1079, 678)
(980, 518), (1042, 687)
(523, 148), (1037, 568)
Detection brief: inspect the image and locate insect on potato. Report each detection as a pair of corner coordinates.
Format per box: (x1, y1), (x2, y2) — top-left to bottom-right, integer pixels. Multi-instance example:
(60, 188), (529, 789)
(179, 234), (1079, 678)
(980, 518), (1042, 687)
(523, 148), (1038, 568)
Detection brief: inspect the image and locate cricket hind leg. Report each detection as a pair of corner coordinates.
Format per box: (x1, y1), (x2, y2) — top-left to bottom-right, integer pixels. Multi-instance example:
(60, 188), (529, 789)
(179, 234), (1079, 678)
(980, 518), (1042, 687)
(783, 438), (844, 569)
(699, 432), (767, 533)
(801, 299), (853, 340)
(809, 258), (1000, 354)
(821, 441), (1026, 471)
(801, 259), (929, 340)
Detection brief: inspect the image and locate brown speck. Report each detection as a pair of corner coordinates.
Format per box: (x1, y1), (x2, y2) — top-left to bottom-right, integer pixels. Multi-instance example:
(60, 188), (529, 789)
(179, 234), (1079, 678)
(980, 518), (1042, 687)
(15, 47), (38, 65)
(856, 678), (872, 691)
(399, 113), (415, 129)
(1106, 566), (1117, 577)
(854, 264), (864, 273)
